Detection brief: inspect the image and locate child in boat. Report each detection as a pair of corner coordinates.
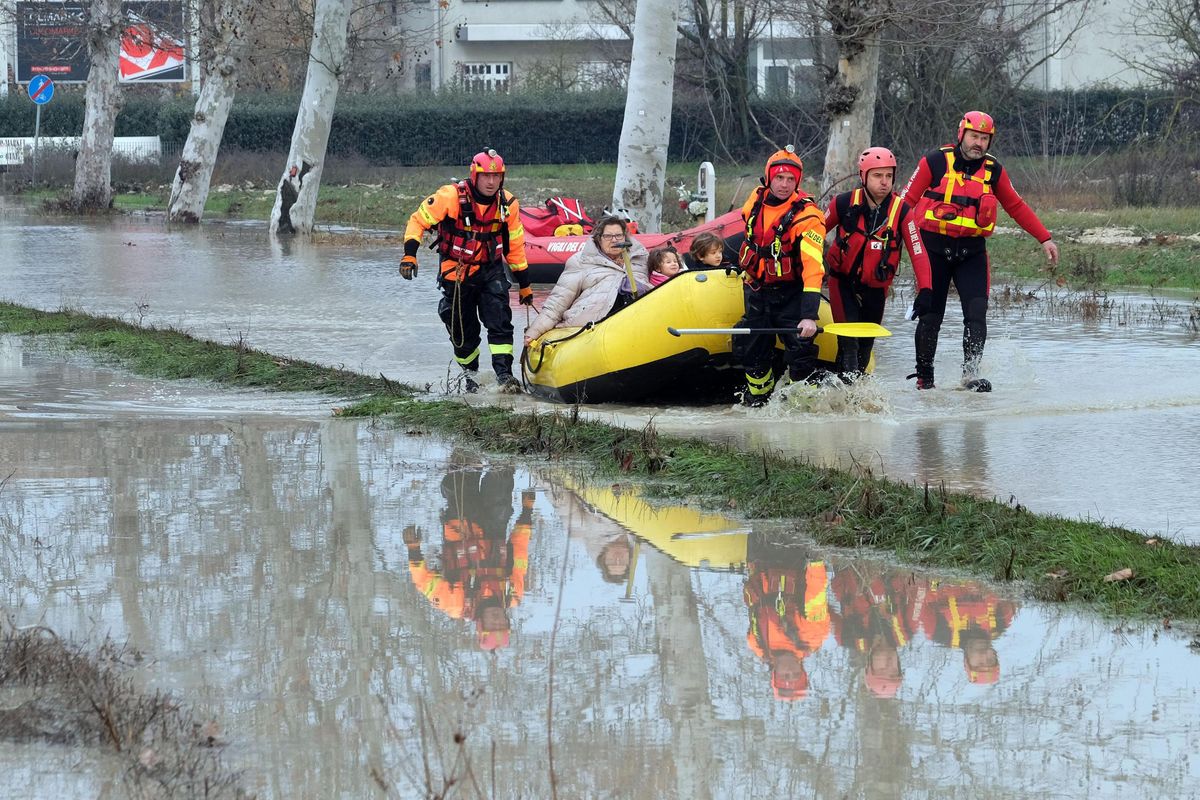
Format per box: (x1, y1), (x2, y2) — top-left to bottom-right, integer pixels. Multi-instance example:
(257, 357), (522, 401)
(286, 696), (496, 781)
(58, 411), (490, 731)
(688, 232), (728, 270)
(648, 247), (685, 287)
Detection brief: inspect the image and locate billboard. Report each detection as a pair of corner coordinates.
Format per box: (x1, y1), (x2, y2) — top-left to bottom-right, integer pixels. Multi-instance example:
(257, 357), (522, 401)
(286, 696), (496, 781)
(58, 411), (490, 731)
(16, 1), (187, 84)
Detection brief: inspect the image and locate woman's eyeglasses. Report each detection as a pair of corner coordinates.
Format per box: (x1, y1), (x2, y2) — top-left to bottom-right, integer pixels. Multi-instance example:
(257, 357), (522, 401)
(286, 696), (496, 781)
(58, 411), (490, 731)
(600, 233), (626, 241)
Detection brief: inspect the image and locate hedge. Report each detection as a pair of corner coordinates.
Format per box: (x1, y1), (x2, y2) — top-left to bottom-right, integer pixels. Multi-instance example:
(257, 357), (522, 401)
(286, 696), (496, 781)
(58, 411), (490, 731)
(0, 85), (1182, 165)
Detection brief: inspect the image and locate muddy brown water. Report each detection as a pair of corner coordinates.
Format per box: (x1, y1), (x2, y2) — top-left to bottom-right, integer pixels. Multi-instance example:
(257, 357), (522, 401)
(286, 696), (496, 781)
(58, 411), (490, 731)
(1, 208), (1197, 541)
(1, 344), (1199, 798)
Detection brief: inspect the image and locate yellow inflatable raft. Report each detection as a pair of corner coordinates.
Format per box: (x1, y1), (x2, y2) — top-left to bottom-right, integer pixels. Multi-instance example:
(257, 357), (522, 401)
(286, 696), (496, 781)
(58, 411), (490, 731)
(521, 269), (873, 403)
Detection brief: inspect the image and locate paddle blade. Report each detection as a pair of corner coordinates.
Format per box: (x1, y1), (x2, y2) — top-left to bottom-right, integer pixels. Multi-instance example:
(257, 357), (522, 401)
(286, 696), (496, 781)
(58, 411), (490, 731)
(822, 322), (891, 338)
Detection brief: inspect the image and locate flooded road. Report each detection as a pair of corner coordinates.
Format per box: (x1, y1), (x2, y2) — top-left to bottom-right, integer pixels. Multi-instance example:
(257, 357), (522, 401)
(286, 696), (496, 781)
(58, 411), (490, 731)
(1, 345), (1198, 798)
(1, 207), (1198, 542)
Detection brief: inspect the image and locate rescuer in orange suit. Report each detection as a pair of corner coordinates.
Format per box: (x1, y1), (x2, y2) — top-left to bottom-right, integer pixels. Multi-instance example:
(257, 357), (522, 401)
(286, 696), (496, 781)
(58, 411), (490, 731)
(732, 146), (827, 406)
(901, 112), (1059, 392)
(744, 539), (831, 700)
(401, 149), (532, 393)
(404, 462), (532, 651)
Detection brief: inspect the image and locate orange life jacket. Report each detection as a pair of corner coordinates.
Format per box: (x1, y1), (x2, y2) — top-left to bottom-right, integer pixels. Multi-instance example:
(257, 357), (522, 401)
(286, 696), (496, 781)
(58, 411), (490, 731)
(919, 146), (1000, 238)
(737, 187), (817, 285)
(435, 181), (510, 280)
(829, 188), (905, 289)
(744, 561), (830, 658)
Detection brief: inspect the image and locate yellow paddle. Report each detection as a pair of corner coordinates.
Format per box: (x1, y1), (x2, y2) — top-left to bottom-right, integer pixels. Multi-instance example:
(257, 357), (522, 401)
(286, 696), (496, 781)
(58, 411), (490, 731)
(667, 322), (890, 338)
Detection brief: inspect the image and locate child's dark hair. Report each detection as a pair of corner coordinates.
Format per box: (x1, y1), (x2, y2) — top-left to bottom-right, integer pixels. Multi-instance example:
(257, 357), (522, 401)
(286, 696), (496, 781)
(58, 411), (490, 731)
(689, 232), (724, 262)
(647, 247), (681, 275)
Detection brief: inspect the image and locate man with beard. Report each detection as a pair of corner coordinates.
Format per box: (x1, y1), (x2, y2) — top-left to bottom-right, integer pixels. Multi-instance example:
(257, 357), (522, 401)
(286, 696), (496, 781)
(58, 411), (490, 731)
(901, 112), (1059, 392)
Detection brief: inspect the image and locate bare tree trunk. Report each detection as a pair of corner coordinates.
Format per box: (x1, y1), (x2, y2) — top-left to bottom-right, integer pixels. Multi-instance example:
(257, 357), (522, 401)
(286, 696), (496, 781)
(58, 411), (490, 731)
(72, 0), (123, 211)
(269, 0), (352, 236)
(168, 0), (256, 223)
(821, 12), (882, 197)
(611, 0), (680, 233)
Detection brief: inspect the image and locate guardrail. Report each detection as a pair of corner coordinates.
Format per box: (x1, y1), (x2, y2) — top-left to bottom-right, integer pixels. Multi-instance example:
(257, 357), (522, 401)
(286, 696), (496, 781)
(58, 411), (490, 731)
(0, 136), (163, 166)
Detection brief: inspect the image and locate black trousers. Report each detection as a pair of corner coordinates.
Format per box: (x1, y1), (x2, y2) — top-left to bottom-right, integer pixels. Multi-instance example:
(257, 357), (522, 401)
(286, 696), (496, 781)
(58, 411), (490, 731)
(828, 274), (886, 373)
(437, 263), (514, 372)
(914, 233), (990, 379)
(732, 283), (818, 379)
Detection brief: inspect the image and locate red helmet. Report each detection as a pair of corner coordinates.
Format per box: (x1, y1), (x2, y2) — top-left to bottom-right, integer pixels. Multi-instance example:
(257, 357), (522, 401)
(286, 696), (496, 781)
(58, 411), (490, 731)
(478, 630), (510, 651)
(858, 146), (897, 184)
(763, 145), (804, 186)
(957, 111), (996, 144)
(469, 149), (506, 186)
(771, 667), (809, 701)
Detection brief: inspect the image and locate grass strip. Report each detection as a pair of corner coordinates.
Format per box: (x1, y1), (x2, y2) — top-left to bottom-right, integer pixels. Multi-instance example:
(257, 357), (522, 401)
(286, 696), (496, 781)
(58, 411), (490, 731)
(4, 301), (1199, 621)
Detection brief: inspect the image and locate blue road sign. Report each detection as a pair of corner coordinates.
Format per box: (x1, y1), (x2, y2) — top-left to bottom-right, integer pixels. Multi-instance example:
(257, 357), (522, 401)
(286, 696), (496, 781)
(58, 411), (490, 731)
(28, 75), (55, 105)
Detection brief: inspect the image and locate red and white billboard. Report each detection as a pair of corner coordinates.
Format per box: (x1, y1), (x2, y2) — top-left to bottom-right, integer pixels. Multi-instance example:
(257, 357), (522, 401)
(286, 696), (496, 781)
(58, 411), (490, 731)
(16, 1), (187, 84)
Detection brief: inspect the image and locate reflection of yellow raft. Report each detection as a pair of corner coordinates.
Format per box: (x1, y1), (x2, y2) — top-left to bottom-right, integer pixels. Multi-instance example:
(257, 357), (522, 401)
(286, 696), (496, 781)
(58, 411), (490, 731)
(521, 270), (874, 403)
(570, 480), (748, 571)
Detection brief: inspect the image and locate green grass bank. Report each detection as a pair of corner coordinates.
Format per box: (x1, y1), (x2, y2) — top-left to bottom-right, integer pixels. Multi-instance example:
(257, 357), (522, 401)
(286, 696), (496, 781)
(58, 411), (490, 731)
(2, 301), (1198, 623)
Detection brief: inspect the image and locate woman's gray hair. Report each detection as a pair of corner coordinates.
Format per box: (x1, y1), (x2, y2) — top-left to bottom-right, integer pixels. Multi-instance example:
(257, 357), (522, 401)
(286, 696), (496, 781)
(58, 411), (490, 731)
(590, 215), (628, 250)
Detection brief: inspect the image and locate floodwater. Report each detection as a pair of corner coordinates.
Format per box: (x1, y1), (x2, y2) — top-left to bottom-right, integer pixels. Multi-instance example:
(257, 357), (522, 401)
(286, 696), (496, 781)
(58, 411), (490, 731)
(0, 206), (1198, 544)
(1, 344), (1198, 798)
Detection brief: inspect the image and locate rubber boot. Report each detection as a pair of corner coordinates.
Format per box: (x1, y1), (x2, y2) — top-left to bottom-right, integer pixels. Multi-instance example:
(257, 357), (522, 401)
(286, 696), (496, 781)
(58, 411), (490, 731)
(492, 354), (522, 394)
(836, 335), (860, 383)
(910, 316), (939, 389)
(459, 354), (480, 394)
(962, 303), (990, 391)
(741, 367), (775, 407)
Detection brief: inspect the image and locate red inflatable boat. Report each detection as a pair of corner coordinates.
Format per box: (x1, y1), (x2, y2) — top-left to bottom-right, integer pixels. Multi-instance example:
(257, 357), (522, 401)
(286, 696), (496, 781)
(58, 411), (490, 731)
(523, 210), (745, 284)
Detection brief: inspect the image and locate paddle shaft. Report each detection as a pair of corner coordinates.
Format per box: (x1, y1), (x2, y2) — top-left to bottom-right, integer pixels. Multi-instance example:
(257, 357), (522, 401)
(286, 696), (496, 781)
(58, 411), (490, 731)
(668, 323), (889, 338)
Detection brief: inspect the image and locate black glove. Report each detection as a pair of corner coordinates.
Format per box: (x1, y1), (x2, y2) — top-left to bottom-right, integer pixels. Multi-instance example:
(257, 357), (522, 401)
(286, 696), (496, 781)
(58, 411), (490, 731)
(910, 288), (932, 320)
(399, 256), (418, 280)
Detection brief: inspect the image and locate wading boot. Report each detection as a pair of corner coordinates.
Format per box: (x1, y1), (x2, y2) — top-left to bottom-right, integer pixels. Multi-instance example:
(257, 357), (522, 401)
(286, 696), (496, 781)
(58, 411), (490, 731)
(493, 355), (522, 394)
(462, 370), (480, 394)
(741, 367), (775, 407)
(906, 370), (935, 390)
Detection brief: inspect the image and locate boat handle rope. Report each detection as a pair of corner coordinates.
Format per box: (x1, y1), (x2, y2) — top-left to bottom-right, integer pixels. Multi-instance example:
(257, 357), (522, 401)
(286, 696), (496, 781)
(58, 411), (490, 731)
(520, 321), (595, 380)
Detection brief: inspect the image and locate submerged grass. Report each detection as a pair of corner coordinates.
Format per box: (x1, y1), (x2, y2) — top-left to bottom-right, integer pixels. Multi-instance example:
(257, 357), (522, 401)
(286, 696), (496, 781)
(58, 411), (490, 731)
(4, 302), (1200, 622)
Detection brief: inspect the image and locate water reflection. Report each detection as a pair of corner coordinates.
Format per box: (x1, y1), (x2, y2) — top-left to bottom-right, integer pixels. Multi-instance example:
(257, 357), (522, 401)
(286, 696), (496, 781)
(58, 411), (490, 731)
(0, 366), (1197, 796)
(405, 454), (533, 651)
(744, 542), (829, 700)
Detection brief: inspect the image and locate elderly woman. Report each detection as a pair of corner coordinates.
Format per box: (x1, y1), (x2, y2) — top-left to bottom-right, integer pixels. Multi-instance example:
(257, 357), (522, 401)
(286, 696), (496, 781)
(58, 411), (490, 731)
(523, 215), (649, 344)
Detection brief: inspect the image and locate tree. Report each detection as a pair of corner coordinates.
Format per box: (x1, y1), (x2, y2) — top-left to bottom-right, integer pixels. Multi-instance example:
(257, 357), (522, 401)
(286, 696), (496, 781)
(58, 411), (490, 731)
(1122, 0), (1200, 121)
(817, 0), (887, 196)
(72, 0), (123, 210)
(796, 0), (1095, 191)
(168, 0), (258, 223)
(610, 0), (680, 232)
(269, 0), (354, 235)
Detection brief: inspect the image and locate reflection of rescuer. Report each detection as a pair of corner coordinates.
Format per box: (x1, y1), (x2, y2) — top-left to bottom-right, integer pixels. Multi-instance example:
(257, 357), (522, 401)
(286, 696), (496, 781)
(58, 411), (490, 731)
(743, 540), (830, 700)
(825, 147), (932, 378)
(401, 149), (532, 393)
(404, 465), (533, 651)
(921, 580), (1017, 685)
(901, 112), (1059, 392)
(831, 566), (924, 699)
(733, 146), (827, 407)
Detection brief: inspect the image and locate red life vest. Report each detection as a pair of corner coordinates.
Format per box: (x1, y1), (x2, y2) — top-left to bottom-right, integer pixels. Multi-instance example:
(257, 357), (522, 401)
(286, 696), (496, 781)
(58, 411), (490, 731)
(435, 181), (510, 280)
(828, 188), (905, 288)
(737, 187), (814, 285)
(919, 146), (1000, 238)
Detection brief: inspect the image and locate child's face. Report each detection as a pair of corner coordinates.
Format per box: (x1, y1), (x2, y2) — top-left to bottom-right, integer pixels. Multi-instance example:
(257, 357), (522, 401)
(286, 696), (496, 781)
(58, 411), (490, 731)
(699, 245), (723, 267)
(657, 253), (682, 277)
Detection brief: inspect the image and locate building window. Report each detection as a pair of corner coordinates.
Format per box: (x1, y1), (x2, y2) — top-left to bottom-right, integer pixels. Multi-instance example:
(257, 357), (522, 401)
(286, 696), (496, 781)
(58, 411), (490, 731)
(416, 63), (432, 93)
(765, 65), (789, 96)
(459, 62), (512, 93)
(575, 61), (626, 90)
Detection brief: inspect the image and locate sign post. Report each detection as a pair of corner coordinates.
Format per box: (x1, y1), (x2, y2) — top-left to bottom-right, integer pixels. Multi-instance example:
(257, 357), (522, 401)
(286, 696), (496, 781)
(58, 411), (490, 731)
(27, 74), (54, 186)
